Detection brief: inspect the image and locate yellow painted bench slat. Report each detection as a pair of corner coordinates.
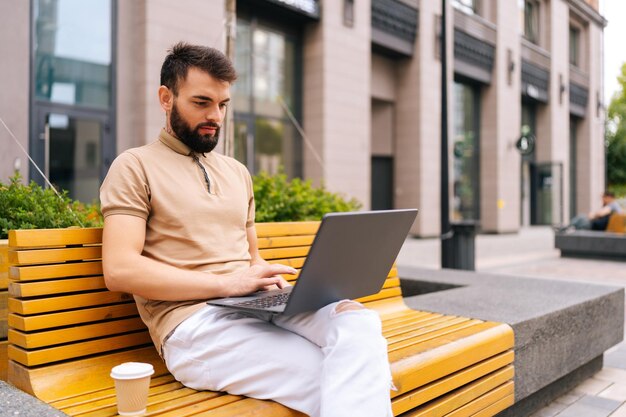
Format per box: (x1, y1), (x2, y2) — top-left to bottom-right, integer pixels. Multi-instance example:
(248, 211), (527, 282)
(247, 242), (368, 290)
(256, 235), (315, 250)
(10, 260), (103, 281)
(9, 275), (106, 297)
(8, 303), (139, 332)
(8, 317), (146, 349)
(391, 352), (513, 415)
(8, 291), (133, 315)
(8, 228), (103, 248)
(8, 331), (152, 366)
(254, 222), (320, 238)
(8, 246), (102, 266)
(446, 381), (514, 417)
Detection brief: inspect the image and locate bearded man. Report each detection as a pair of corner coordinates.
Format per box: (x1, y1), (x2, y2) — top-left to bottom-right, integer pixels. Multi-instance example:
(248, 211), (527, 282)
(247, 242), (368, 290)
(100, 42), (393, 417)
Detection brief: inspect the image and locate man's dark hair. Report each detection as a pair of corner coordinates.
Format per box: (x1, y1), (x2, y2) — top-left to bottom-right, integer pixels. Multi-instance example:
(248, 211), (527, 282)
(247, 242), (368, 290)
(160, 42), (237, 94)
(604, 190), (615, 198)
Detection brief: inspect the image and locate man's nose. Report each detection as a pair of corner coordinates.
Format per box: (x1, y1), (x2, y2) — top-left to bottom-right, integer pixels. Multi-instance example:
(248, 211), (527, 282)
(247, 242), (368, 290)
(206, 104), (223, 123)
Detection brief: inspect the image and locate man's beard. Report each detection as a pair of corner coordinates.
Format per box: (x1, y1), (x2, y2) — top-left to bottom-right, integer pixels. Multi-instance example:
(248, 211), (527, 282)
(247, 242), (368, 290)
(170, 102), (220, 154)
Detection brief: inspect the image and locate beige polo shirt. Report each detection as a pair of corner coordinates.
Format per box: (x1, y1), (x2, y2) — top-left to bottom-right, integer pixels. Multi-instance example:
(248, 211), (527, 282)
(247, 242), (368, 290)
(100, 129), (254, 355)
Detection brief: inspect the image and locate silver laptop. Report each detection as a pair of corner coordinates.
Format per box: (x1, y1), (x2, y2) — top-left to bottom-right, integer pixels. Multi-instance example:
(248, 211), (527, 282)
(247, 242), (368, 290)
(207, 209), (418, 316)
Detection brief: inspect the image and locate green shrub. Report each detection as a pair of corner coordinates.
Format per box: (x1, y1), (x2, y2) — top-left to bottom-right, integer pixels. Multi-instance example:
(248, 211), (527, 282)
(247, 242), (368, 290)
(0, 172), (102, 239)
(608, 183), (626, 199)
(253, 170), (361, 222)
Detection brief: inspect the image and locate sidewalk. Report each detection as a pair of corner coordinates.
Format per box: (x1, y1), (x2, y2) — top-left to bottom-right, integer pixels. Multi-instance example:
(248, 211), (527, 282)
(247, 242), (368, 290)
(397, 226), (626, 417)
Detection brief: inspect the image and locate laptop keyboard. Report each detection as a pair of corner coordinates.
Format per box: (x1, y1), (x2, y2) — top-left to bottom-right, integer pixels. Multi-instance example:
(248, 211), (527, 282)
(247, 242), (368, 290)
(233, 292), (291, 309)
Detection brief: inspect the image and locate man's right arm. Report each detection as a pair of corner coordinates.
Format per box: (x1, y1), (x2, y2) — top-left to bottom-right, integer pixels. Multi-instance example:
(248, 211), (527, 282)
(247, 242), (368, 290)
(102, 214), (296, 301)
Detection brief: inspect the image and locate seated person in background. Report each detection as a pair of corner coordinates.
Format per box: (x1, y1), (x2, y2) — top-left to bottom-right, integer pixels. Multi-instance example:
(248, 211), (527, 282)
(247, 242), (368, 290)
(563, 191), (623, 231)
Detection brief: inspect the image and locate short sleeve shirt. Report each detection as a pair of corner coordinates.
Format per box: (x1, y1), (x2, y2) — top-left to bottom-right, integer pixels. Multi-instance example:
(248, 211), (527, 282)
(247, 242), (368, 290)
(100, 129), (255, 354)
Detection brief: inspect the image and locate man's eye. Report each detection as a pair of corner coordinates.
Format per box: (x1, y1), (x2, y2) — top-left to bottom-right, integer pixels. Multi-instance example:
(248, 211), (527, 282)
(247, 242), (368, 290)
(219, 103), (228, 109)
(194, 101), (207, 106)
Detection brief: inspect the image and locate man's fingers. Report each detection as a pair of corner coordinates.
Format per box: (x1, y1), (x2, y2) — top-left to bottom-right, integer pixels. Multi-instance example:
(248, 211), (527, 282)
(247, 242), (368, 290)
(264, 264), (297, 276)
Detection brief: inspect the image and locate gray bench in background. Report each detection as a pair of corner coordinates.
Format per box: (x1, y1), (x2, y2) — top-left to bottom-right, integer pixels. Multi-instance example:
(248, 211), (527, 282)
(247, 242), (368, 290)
(555, 230), (626, 261)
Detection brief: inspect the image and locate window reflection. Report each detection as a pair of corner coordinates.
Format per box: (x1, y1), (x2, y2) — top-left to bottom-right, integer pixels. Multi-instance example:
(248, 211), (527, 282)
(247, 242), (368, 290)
(453, 83), (480, 221)
(34, 0), (112, 108)
(233, 18), (300, 178)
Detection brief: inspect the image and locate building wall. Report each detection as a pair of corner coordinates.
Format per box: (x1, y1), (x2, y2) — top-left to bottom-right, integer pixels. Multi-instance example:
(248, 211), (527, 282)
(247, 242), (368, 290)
(395, 0), (443, 237)
(116, 0), (225, 153)
(479, 0), (522, 233)
(576, 20), (605, 214)
(303, 0), (371, 208)
(0, 1), (30, 182)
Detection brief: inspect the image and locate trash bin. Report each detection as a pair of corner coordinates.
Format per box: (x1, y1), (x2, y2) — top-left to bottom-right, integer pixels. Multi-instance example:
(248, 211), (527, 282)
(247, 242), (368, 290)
(442, 221), (479, 270)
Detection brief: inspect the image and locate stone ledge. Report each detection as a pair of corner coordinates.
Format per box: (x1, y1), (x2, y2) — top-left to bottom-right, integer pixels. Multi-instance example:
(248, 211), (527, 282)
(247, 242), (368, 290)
(555, 231), (626, 260)
(398, 266), (625, 413)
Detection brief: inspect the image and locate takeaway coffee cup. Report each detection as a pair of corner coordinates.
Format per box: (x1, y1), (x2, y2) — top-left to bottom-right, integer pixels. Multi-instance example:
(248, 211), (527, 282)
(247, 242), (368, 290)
(110, 362), (154, 416)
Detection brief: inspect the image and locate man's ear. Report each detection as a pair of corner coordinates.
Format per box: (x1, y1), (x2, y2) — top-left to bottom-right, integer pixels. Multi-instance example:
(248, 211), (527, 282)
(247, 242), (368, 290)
(158, 86), (174, 112)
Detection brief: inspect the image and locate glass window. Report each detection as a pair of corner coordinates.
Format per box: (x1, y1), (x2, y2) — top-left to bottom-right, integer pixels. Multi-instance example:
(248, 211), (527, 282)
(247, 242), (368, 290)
(452, 83), (480, 221)
(453, 0), (479, 15)
(522, 0), (539, 45)
(34, 0), (112, 109)
(233, 19), (301, 178)
(569, 26), (580, 67)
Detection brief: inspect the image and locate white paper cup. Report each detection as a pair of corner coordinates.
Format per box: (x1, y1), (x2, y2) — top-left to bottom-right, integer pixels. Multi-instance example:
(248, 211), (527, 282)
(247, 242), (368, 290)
(110, 362), (154, 416)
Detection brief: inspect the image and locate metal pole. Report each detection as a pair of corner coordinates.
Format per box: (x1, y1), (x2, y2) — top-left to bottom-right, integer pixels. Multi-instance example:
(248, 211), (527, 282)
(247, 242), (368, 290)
(440, 0), (453, 268)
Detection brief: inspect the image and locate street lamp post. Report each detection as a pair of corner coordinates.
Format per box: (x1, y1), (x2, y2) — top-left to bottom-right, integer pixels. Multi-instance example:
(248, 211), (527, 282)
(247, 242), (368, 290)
(441, 0), (454, 268)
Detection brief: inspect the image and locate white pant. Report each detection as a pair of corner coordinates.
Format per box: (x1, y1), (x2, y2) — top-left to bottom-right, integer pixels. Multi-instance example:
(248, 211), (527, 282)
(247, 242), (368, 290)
(163, 301), (394, 417)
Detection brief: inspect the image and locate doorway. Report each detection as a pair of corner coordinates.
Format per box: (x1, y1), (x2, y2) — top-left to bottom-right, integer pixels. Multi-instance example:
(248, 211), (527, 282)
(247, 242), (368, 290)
(32, 104), (113, 203)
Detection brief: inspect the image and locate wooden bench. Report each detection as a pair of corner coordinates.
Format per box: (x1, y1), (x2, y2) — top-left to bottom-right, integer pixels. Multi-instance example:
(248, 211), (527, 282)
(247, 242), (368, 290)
(0, 238), (7, 381)
(607, 212), (626, 234)
(6, 224), (515, 416)
(555, 213), (626, 260)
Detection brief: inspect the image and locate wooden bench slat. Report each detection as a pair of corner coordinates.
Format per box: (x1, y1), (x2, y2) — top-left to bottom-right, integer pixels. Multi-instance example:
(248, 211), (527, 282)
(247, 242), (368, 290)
(8, 346), (167, 402)
(462, 391), (514, 417)
(0, 271), (9, 290)
(0, 340), (7, 381)
(446, 380), (514, 417)
(257, 246), (310, 261)
(254, 222), (320, 238)
(8, 228), (103, 248)
(407, 376), (514, 417)
(50, 375), (178, 409)
(8, 317), (146, 349)
(266, 257), (306, 269)
(8, 303), (139, 331)
(356, 287), (403, 303)
(8, 331), (152, 366)
(175, 397), (304, 417)
(9, 291), (134, 315)
(391, 351), (513, 415)
(9, 275), (106, 297)
(256, 235), (315, 250)
(0, 291), (7, 339)
(153, 394), (245, 417)
(385, 317), (471, 342)
(8, 246), (102, 266)
(10, 261), (103, 281)
(382, 310), (444, 331)
(63, 387), (208, 416)
(390, 323), (514, 395)
(389, 320), (484, 354)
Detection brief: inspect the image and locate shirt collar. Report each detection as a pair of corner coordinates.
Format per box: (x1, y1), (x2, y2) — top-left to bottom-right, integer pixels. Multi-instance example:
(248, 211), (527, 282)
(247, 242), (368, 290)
(159, 128), (192, 156)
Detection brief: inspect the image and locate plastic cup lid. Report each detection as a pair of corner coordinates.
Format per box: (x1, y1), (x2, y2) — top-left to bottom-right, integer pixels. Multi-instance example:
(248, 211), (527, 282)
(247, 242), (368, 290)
(110, 362), (155, 380)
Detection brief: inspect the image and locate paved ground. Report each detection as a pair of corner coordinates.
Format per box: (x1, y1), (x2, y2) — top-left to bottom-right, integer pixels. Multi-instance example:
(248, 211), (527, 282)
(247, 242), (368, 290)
(397, 226), (626, 417)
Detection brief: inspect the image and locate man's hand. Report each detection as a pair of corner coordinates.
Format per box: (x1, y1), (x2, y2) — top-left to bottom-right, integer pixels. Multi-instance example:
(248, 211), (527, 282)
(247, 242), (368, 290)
(228, 264), (297, 297)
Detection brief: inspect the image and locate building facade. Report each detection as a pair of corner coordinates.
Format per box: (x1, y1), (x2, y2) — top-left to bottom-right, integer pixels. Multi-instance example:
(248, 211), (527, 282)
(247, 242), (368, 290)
(0, 0), (606, 236)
